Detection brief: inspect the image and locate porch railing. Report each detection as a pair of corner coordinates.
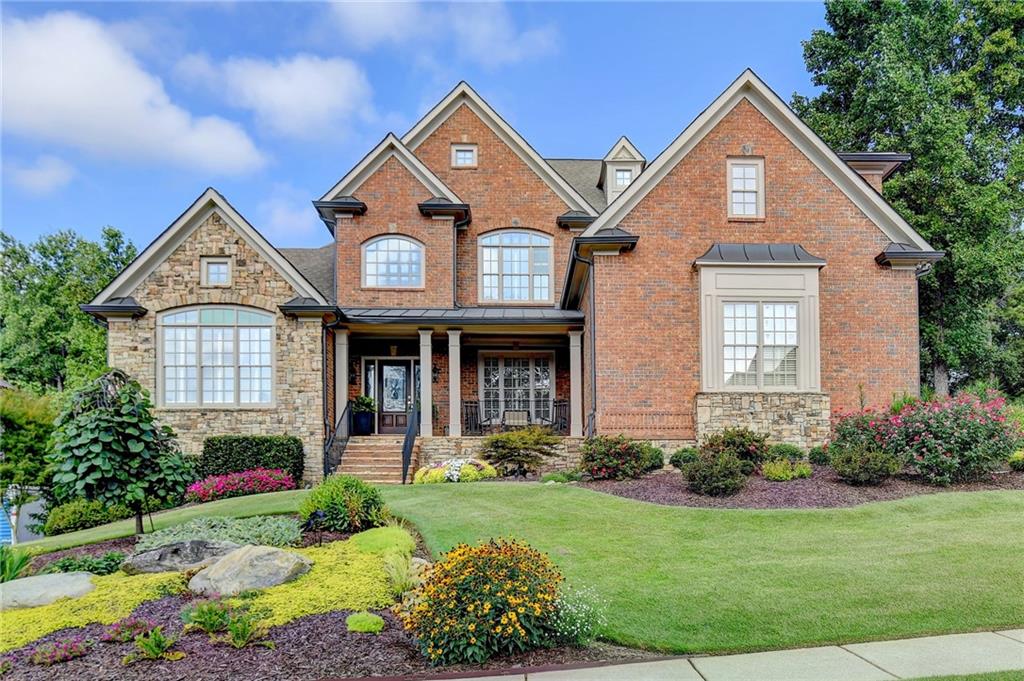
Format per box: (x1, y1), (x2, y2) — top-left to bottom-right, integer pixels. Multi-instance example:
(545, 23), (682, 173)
(323, 400), (352, 476)
(461, 399), (569, 436)
(401, 409), (420, 484)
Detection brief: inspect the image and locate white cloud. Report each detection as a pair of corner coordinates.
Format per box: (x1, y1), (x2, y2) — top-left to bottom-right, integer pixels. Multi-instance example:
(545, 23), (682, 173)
(328, 2), (557, 68)
(6, 155), (76, 196)
(2, 12), (265, 175)
(256, 184), (323, 244)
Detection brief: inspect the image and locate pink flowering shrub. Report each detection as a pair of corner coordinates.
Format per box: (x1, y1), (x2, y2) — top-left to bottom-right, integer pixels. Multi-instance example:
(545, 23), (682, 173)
(185, 468), (296, 503)
(830, 393), (1021, 486)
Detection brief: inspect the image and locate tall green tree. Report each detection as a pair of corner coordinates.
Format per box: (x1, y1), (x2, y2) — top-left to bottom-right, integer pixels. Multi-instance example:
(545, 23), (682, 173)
(792, 0), (1024, 395)
(0, 228), (136, 392)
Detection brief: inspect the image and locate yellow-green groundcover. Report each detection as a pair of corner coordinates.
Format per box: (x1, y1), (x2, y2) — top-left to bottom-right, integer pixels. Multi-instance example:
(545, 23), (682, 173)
(1, 526), (413, 652)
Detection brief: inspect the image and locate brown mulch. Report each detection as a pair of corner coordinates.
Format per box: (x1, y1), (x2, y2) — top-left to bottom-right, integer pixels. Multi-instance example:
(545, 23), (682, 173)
(581, 467), (1024, 509)
(4, 598), (656, 680)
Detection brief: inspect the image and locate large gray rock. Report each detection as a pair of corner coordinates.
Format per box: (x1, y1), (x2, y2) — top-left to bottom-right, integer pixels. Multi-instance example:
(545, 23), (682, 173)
(122, 540), (241, 575)
(188, 545), (311, 596)
(0, 572), (95, 610)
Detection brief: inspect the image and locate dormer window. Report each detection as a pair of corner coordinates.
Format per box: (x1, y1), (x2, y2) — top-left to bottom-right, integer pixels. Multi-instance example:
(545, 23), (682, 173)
(201, 257), (231, 287)
(728, 158), (765, 218)
(615, 168), (632, 188)
(452, 144), (478, 168)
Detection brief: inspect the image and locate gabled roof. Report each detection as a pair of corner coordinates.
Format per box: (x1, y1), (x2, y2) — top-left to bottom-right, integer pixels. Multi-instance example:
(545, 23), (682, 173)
(89, 188), (328, 306)
(319, 133), (461, 204)
(580, 69), (934, 251)
(280, 243), (336, 304)
(401, 82), (598, 216)
(547, 159), (606, 211)
(602, 136), (645, 163)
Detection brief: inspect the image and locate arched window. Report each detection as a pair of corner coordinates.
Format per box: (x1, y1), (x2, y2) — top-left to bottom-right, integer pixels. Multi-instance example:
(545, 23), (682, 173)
(158, 306), (274, 407)
(478, 231), (552, 303)
(362, 236), (424, 288)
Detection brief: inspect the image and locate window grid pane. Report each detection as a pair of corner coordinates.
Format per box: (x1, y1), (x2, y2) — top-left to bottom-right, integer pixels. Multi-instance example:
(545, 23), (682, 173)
(479, 232), (552, 302)
(762, 303), (798, 387)
(206, 262), (229, 284)
(723, 303), (759, 386)
(482, 356), (554, 423)
(364, 237), (423, 288)
(730, 163), (759, 216)
(615, 169), (632, 187)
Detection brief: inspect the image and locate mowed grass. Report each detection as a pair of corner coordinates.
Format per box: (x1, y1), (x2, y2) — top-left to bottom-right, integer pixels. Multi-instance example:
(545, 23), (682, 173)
(380, 483), (1024, 654)
(904, 673), (1024, 681)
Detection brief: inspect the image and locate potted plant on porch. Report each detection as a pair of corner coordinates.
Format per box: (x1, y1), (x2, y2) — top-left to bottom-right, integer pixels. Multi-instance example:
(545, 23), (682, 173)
(352, 396), (376, 435)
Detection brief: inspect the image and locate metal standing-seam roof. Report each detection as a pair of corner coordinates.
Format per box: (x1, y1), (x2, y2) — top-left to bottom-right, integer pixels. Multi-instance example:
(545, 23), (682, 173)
(340, 307), (584, 325)
(694, 243), (826, 266)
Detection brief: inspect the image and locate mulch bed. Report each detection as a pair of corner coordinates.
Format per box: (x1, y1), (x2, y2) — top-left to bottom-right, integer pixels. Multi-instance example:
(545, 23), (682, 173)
(581, 467), (1024, 509)
(29, 536), (139, 573)
(4, 598), (656, 680)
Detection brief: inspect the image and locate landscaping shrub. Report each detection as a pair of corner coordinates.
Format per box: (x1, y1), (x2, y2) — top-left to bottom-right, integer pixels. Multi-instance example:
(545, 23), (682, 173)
(199, 435), (304, 483)
(299, 474), (386, 533)
(550, 585), (606, 647)
(701, 427), (769, 464)
(397, 538), (563, 665)
(639, 442), (665, 472)
(761, 459), (813, 482)
(42, 551), (124, 576)
(43, 498), (132, 536)
(580, 434), (648, 480)
(1009, 451), (1024, 472)
(0, 545), (31, 582)
(682, 451), (747, 496)
(766, 443), (804, 462)
(135, 516), (302, 551)
(122, 626), (184, 664)
(808, 445), (830, 465)
(793, 462), (812, 479)
(540, 470), (582, 483)
(669, 447), (699, 469)
(346, 611), (385, 634)
(830, 445), (900, 486)
(0, 389), (55, 523)
(413, 458), (497, 484)
(185, 468), (296, 503)
(28, 637), (91, 666)
(480, 426), (559, 476)
(181, 599), (232, 635)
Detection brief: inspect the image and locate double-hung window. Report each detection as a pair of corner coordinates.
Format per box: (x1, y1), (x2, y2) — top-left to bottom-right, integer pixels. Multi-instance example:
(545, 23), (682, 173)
(362, 236), (423, 288)
(479, 231), (552, 303)
(723, 302), (798, 388)
(728, 158), (764, 218)
(159, 307), (273, 407)
(480, 355), (553, 423)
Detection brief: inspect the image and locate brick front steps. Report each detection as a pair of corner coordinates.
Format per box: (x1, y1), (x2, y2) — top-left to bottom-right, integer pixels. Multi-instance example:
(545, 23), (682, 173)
(336, 436), (419, 484)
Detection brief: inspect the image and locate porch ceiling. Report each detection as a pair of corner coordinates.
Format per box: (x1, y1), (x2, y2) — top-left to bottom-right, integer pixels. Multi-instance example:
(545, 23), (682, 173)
(339, 307), (584, 334)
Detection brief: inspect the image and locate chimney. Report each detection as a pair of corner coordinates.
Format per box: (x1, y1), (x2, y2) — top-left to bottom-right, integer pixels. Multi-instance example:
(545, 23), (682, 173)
(838, 152), (910, 192)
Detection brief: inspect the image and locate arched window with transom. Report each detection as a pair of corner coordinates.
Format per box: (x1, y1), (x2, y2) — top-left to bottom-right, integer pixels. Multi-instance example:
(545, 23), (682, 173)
(362, 236), (424, 289)
(478, 230), (552, 303)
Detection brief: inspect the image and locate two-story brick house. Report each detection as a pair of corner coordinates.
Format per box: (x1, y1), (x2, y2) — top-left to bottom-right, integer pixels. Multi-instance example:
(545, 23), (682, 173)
(84, 70), (942, 483)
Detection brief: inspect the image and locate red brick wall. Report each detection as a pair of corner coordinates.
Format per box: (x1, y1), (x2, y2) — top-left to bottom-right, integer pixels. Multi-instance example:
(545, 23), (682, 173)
(336, 156), (454, 307)
(411, 104), (575, 306)
(594, 99), (919, 438)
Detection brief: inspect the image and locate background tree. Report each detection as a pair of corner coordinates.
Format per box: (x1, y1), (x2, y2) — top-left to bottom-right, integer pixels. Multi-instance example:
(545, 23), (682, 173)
(48, 370), (194, 534)
(792, 0), (1024, 396)
(0, 228), (136, 392)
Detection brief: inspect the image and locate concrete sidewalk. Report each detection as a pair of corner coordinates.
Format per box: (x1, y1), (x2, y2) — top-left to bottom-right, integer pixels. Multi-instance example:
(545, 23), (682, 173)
(461, 630), (1024, 681)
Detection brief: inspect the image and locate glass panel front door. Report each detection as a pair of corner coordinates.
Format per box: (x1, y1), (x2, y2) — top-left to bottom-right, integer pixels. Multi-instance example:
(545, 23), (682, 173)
(378, 361), (410, 433)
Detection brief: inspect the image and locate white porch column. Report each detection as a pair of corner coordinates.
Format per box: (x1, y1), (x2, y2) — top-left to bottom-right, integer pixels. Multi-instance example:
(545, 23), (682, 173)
(447, 330), (462, 437)
(569, 330), (583, 437)
(334, 328), (349, 424)
(419, 329), (433, 437)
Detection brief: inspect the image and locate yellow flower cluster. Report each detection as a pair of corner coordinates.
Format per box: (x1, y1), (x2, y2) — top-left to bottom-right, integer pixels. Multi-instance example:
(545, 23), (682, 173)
(396, 538), (563, 666)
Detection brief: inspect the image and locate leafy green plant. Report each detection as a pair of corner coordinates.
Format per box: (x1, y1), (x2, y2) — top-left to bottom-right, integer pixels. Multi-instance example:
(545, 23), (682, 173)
(1008, 450), (1024, 472)
(299, 474), (386, 533)
(669, 447), (699, 469)
(42, 551), (124, 575)
(346, 611), (385, 634)
(43, 498), (133, 536)
(101, 617), (154, 643)
(701, 428), (769, 464)
(181, 598), (232, 635)
(830, 445), (900, 486)
(793, 462), (813, 479)
(639, 443), (665, 472)
(682, 451), (747, 496)
(0, 545), (32, 582)
(550, 585), (606, 647)
(580, 435), (649, 480)
(761, 459), (796, 482)
(540, 470), (581, 483)
(48, 370), (194, 534)
(766, 443), (804, 462)
(28, 637), (92, 666)
(890, 392), (920, 414)
(199, 435), (304, 483)
(808, 445), (830, 465)
(122, 626), (184, 665)
(480, 426), (559, 477)
(351, 395), (376, 413)
(217, 610), (274, 649)
(135, 515), (301, 551)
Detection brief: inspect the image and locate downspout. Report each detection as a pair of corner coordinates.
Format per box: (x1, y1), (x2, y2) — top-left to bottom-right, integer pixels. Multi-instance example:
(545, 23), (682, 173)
(452, 212), (471, 308)
(321, 323), (328, 476)
(571, 248), (597, 437)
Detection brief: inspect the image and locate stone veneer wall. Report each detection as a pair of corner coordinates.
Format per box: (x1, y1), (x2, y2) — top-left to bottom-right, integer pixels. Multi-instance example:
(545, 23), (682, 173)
(417, 437), (584, 472)
(105, 211), (325, 483)
(694, 392), (830, 450)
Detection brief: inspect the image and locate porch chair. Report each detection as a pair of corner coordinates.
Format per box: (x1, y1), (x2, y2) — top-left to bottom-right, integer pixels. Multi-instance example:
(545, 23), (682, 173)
(501, 409), (531, 431)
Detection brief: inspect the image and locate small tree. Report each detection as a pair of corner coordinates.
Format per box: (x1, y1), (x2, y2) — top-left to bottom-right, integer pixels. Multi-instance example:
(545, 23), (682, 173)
(480, 426), (559, 477)
(48, 370), (193, 534)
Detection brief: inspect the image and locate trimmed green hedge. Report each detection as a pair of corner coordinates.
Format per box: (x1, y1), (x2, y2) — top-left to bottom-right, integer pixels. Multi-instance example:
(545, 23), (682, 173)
(199, 435), (304, 482)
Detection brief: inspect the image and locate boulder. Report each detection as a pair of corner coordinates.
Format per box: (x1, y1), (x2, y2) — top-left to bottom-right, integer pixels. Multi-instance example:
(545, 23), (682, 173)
(188, 545), (311, 597)
(122, 540), (241, 575)
(0, 572), (95, 610)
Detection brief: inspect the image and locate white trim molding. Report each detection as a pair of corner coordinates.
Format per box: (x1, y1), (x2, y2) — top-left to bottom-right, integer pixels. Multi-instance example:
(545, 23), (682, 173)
(580, 69), (934, 251)
(451, 143), (478, 168)
(726, 157), (765, 219)
(200, 256), (232, 288)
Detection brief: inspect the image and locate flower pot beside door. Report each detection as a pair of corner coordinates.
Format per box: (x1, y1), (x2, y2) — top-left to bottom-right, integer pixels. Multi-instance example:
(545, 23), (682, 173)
(352, 396), (376, 435)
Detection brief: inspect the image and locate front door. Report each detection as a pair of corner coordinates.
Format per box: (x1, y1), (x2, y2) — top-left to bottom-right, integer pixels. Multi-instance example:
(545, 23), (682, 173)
(378, 361), (410, 434)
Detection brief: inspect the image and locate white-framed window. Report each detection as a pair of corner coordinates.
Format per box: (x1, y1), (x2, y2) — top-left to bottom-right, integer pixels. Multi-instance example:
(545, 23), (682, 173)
(158, 306), (274, 407)
(727, 158), (765, 218)
(451, 144), (478, 168)
(723, 302), (798, 388)
(201, 257), (231, 287)
(479, 230), (552, 303)
(362, 236), (424, 288)
(479, 354), (553, 423)
(614, 168), (632, 188)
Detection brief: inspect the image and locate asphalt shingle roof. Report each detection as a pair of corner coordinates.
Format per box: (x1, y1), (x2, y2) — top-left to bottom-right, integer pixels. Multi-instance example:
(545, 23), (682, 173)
(279, 243), (336, 304)
(547, 159), (606, 211)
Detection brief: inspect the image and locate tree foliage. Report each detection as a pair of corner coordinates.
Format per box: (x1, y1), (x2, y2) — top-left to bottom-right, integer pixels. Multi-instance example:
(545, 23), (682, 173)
(48, 370), (193, 533)
(0, 389), (56, 526)
(792, 0), (1024, 394)
(0, 227), (136, 392)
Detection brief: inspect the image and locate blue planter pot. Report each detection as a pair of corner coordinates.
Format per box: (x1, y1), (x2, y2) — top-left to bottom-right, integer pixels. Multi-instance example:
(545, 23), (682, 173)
(353, 411), (374, 435)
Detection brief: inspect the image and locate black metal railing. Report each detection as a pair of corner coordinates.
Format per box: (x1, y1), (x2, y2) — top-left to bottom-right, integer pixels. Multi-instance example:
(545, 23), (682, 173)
(461, 399), (569, 435)
(323, 400), (352, 476)
(401, 409), (420, 484)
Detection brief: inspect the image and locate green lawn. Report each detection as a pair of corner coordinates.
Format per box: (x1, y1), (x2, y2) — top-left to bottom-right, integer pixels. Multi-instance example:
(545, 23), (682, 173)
(380, 484), (1024, 654)
(904, 673), (1024, 681)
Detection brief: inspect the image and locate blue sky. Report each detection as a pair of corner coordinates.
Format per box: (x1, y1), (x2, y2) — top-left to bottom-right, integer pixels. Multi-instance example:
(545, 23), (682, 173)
(2, 2), (827, 249)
